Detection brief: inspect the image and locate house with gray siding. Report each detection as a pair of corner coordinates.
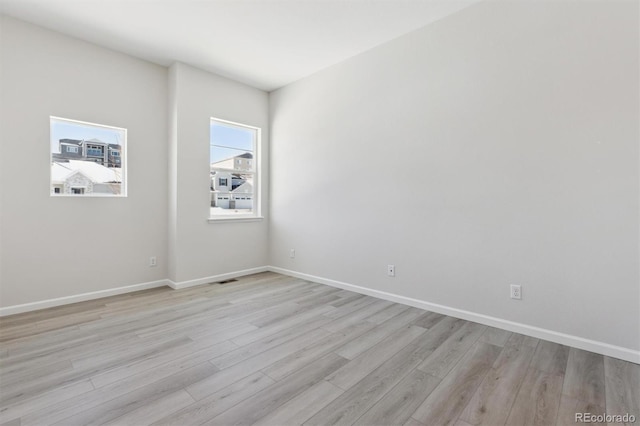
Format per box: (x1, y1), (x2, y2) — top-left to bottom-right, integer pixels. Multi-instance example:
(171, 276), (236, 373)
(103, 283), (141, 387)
(52, 138), (122, 168)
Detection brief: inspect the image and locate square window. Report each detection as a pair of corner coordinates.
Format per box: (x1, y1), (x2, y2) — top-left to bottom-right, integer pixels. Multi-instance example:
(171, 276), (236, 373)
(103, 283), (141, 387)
(51, 117), (126, 197)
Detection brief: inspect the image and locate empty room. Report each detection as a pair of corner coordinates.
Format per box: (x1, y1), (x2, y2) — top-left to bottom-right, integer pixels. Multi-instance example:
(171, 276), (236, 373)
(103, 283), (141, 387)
(0, 0), (638, 425)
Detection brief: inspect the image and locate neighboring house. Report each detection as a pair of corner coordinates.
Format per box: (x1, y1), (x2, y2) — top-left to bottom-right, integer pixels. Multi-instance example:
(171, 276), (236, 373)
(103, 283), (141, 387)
(58, 139), (83, 159)
(52, 138), (122, 168)
(51, 160), (122, 195)
(107, 143), (122, 167)
(231, 181), (253, 209)
(210, 152), (252, 172)
(210, 153), (253, 209)
(211, 171), (233, 192)
(211, 170), (233, 208)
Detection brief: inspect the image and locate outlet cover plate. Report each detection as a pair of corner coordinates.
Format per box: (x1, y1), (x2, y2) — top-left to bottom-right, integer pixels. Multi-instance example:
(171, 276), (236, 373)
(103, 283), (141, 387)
(387, 265), (395, 277)
(510, 284), (522, 300)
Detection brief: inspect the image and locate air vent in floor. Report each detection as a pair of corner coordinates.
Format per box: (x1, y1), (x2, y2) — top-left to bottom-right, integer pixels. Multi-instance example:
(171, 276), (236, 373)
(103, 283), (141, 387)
(217, 278), (238, 285)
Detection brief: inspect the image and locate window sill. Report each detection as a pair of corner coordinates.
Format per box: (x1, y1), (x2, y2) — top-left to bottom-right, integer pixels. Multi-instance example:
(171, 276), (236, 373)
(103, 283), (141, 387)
(207, 216), (264, 223)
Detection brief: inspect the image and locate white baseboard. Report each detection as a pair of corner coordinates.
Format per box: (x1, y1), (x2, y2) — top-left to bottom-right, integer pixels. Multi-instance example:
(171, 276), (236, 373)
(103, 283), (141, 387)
(268, 266), (640, 364)
(0, 279), (170, 317)
(167, 266), (269, 289)
(3, 265), (637, 364)
(0, 267), (269, 317)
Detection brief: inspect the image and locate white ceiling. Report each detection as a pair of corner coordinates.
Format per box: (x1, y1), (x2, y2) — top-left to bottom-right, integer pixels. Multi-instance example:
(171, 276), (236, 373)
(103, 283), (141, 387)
(0, 0), (480, 91)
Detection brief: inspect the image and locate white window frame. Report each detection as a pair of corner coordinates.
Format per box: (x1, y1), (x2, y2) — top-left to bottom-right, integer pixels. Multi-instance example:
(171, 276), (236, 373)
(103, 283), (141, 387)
(208, 117), (261, 222)
(50, 116), (127, 197)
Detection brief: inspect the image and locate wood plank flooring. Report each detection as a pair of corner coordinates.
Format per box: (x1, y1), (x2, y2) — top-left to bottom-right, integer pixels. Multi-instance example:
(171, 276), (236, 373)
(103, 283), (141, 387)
(0, 272), (638, 426)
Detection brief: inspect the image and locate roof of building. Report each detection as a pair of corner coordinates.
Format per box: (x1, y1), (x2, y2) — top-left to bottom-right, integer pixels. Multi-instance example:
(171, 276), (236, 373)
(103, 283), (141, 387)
(210, 152), (254, 168)
(51, 160), (122, 183)
(51, 162), (76, 183)
(231, 181), (253, 193)
(59, 139), (83, 146)
(58, 138), (121, 149)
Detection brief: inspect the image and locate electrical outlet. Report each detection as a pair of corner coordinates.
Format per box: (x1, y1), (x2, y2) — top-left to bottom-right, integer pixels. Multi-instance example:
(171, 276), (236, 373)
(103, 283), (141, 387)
(290, 249), (295, 259)
(387, 265), (395, 277)
(510, 284), (522, 300)
(149, 256), (157, 267)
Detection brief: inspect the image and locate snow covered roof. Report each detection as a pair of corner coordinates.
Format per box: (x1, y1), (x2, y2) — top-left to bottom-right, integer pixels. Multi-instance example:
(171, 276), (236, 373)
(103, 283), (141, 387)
(210, 158), (234, 169)
(210, 152), (253, 169)
(51, 160), (122, 183)
(232, 181), (253, 193)
(51, 162), (75, 183)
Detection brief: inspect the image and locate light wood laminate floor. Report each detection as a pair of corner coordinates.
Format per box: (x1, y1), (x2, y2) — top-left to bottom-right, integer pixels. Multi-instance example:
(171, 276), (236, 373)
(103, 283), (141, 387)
(0, 272), (638, 426)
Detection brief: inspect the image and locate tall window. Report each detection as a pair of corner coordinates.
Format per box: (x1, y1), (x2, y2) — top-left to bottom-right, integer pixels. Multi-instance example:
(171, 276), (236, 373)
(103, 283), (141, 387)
(210, 118), (259, 219)
(50, 117), (126, 197)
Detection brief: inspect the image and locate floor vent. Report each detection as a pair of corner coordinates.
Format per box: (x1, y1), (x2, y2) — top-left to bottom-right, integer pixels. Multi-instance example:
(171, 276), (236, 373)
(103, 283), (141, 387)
(217, 278), (238, 285)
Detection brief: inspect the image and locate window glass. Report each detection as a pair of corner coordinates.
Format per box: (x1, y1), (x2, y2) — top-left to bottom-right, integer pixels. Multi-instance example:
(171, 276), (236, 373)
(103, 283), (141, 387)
(210, 119), (259, 218)
(51, 117), (126, 197)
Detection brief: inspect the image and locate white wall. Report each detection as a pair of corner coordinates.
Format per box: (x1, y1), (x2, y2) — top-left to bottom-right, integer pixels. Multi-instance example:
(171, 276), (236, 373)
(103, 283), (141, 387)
(269, 1), (639, 352)
(0, 16), (169, 306)
(1, 2), (637, 360)
(168, 63), (269, 284)
(0, 17), (269, 308)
